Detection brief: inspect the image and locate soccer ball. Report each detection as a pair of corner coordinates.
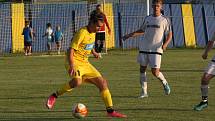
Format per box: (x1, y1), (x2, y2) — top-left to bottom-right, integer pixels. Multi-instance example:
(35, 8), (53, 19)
(72, 103), (88, 119)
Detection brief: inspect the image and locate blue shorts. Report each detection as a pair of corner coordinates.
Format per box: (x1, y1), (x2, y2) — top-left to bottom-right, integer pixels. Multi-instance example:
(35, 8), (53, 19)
(24, 41), (32, 46)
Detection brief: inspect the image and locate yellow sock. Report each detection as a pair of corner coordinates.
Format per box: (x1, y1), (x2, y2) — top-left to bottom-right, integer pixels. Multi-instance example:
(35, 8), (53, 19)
(101, 89), (113, 108)
(56, 82), (72, 96)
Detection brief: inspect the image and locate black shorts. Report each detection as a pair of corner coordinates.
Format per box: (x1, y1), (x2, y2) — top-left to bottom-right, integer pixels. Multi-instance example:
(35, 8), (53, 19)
(24, 41), (32, 46)
(55, 41), (61, 45)
(96, 32), (105, 41)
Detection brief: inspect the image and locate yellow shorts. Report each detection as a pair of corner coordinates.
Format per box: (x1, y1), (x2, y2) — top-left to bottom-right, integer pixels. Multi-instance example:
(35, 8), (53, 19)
(65, 57), (102, 80)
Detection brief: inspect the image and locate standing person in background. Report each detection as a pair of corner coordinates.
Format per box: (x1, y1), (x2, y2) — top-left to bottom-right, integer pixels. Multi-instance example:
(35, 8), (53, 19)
(90, 4), (111, 56)
(22, 21), (34, 56)
(43, 23), (53, 54)
(54, 25), (64, 55)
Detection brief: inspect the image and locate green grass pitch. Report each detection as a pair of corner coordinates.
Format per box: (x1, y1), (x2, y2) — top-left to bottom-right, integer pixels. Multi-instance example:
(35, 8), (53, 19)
(0, 49), (214, 121)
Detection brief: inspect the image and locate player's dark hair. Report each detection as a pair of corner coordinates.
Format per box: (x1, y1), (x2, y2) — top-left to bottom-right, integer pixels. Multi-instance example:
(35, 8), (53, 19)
(96, 4), (101, 8)
(152, 0), (163, 4)
(47, 23), (52, 27)
(25, 20), (30, 25)
(89, 12), (104, 24)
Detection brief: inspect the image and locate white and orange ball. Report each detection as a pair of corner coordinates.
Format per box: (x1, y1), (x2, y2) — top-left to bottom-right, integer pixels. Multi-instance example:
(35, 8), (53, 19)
(72, 103), (88, 119)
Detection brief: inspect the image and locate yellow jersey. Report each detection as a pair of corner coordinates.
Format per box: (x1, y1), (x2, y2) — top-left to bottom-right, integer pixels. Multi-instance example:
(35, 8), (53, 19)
(70, 27), (95, 62)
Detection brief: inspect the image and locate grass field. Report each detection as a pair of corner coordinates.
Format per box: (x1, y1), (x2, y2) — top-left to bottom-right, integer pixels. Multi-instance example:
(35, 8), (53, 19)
(0, 49), (215, 121)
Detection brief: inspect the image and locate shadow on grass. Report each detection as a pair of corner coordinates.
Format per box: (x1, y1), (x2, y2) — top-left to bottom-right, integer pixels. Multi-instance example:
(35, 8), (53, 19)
(0, 107), (191, 114)
(0, 109), (105, 113)
(120, 107), (192, 112)
(161, 69), (202, 72)
(0, 95), (138, 100)
(114, 69), (203, 73)
(0, 117), (110, 121)
(0, 111), (111, 121)
(0, 108), (192, 121)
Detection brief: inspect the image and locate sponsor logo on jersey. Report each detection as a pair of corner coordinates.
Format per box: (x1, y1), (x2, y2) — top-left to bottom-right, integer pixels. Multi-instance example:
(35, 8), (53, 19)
(84, 42), (94, 50)
(147, 25), (160, 28)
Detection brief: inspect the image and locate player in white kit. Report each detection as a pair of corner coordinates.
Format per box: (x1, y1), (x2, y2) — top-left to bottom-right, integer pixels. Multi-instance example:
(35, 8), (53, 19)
(122, 0), (172, 98)
(194, 32), (215, 111)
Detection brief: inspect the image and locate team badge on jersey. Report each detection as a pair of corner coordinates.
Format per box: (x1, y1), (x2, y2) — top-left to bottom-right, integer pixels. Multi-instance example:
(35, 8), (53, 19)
(84, 42), (94, 50)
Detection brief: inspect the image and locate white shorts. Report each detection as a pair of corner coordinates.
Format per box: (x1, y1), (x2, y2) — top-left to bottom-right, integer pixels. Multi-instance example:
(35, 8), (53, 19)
(205, 61), (215, 75)
(137, 53), (162, 68)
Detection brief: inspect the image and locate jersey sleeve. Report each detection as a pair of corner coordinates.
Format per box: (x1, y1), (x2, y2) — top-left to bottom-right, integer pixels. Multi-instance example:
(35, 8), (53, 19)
(70, 29), (85, 50)
(140, 17), (147, 32)
(164, 17), (172, 34)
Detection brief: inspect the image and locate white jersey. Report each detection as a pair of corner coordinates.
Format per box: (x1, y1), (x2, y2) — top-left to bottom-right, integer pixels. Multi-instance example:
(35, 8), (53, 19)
(46, 27), (53, 40)
(139, 15), (172, 54)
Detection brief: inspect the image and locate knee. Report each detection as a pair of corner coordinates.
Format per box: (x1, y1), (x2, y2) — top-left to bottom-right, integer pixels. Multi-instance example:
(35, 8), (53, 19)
(201, 77), (209, 85)
(140, 66), (146, 73)
(69, 79), (82, 88)
(102, 79), (108, 88)
(99, 79), (108, 91)
(152, 69), (160, 77)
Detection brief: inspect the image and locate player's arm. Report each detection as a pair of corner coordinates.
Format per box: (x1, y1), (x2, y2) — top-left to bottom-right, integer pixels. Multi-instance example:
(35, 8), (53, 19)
(42, 29), (48, 37)
(61, 33), (64, 41)
(104, 14), (111, 35)
(30, 28), (34, 40)
(162, 32), (172, 51)
(69, 29), (85, 75)
(122, 18), (146, 41)
(202, 41), (214, 60)
(122, 29), (144, 41)
(162, 18), (173, 51)
(91, 49), (100, 58)
(68, 48), (75, 75)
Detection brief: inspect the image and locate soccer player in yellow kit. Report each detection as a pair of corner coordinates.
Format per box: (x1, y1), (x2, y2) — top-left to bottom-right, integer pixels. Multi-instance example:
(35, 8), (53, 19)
(46, 13), (126, 118)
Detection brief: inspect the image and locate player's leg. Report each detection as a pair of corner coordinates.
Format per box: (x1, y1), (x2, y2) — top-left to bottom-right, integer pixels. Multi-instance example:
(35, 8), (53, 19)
(137, 53), (149, 98)
(194, 61), (215, 111)
(95, 33), (99, 53)
(28, 42), (32, 55)
(26, 46), (30, 55)
(46, 78), (82, 109)
(28, 46), (32, 55)
(98, 32), (105, 53)
(24, 41), (27, 56)
(139, 65), (148, 98)
(201, 73), (213, 103)
(26, 43), (30, 55)
(84, 64), (126, 118)
(47, 42), (51, 54)
(56, 41), (61, 54)
(26, 46), (29, 55)
(99, 40), (104, 53)
(85, 77), (112, 110)
(194, 73), (213, 111)
(86, 77), (126, 118)
(151, 68), (170, 95)
(150, 54), (170, 95)
(46, 60), (82, 109)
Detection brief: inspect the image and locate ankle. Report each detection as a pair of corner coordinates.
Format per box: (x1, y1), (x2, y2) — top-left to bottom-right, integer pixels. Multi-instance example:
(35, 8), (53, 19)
(52, 93), (58, 98)
(106, 107), (114, 113)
